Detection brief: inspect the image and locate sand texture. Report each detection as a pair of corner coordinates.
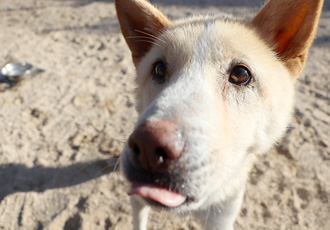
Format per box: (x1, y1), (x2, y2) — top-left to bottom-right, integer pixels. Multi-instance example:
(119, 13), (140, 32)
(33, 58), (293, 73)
(0, 0), (329, 229)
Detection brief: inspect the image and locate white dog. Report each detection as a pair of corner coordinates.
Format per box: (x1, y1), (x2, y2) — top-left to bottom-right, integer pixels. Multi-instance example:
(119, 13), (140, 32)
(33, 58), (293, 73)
(115, 0), (324, 229)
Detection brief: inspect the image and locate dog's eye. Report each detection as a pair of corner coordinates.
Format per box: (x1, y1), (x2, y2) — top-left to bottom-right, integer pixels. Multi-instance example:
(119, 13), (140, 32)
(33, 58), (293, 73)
(152, 61), (167, 84)
(229, 65), (252, 86)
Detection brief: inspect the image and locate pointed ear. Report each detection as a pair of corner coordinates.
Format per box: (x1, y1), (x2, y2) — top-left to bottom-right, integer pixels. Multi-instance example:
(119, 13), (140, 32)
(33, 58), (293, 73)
(115, 0), (171, 66)
(252, 0), (324, 78)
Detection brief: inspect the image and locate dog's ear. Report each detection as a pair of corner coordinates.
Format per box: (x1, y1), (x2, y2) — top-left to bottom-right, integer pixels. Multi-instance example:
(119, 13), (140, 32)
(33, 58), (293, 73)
(115, 0), (171, 66)
(252, 0), (324, 78)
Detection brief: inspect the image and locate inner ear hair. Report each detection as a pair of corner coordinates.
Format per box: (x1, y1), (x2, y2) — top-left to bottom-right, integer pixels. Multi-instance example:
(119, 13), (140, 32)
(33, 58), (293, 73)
(252, 0), (324, 78)
(115, 0), (171, 66)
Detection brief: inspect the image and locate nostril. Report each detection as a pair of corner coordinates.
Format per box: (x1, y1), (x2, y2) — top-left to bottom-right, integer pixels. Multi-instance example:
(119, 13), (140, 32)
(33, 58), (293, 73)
(154, 147), (168, 165)
(128, 136), (141, 166)
(128, 120), (184, 173)
(131, 143), (141, 166)
(131, 143), (140, 157)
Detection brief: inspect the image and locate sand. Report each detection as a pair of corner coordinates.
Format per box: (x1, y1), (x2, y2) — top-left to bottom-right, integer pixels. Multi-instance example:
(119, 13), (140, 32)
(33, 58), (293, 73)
(0, 0), (329, 229)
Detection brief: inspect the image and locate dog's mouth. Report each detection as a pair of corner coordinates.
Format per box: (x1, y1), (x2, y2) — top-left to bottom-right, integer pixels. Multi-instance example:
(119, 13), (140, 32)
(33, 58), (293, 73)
(128, 182), (187, 208)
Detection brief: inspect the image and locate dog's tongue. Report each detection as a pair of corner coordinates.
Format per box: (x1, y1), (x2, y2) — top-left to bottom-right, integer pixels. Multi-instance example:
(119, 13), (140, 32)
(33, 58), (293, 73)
(128, 183), (187, 207)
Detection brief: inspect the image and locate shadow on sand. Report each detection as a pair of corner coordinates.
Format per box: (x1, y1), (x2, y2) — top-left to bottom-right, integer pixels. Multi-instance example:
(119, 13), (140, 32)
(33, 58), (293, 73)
(0, 156), (119, 202)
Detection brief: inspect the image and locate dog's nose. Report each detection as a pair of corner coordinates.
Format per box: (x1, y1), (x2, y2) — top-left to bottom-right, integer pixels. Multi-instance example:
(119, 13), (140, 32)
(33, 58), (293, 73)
(128, 120), (184, 173)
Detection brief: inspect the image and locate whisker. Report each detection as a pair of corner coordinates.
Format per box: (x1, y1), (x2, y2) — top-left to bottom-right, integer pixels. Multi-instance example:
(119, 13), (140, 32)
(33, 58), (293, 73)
(113, 155), (121, 172)
(134, 29), (167, 44)
(134, 40), (162, 48)
(126, 36), (164, 49)
(126, 36), (165, 49)
(189, 212), (193, 229)
(205, 206), (211, 228)
(78, 160), (99, 173)
(110, 137), (127, 144)
(179, 216), (190, 229)
(99, 164), (113, 173)
(126, 35), (156, 40)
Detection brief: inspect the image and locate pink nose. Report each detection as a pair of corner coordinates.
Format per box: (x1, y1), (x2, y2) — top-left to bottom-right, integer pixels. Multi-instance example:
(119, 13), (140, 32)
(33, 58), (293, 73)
(128, 120), (184, 173)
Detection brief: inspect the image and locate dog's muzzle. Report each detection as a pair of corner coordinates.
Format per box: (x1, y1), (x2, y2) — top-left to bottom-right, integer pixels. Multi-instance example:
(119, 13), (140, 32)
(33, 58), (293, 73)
(126, 120), (187, 207)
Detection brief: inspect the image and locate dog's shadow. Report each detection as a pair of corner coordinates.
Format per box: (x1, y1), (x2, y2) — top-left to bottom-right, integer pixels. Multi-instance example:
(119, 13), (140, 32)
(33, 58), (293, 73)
(0, 156), (119, 202)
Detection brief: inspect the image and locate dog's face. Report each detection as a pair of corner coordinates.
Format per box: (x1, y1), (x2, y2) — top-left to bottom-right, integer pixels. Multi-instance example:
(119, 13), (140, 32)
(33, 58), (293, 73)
(121, 16), (294, 212)
(115, 0), (323, 214)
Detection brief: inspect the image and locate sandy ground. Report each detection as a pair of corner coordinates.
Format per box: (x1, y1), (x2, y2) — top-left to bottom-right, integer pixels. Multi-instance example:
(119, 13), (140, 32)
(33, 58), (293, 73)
(0, 0), (329, 229)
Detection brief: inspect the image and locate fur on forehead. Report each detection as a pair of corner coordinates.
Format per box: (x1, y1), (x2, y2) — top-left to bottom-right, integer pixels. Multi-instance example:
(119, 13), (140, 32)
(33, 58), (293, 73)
(149, 13), (273, 59)
(169, 13), (242, 29)
(138, 13), (282, 76)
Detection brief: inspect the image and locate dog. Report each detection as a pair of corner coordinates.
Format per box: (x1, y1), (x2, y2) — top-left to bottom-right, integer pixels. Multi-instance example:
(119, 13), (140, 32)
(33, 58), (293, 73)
(114, 0), (324, 229)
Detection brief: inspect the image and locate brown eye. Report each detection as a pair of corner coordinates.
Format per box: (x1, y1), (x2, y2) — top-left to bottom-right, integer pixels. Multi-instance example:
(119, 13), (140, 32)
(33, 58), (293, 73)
(152, 61), (167, 84)
(229, 65), (252, 86)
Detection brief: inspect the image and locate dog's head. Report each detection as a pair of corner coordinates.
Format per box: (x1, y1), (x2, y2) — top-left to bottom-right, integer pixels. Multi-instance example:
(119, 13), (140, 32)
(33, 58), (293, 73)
(115, 0), (323, 212)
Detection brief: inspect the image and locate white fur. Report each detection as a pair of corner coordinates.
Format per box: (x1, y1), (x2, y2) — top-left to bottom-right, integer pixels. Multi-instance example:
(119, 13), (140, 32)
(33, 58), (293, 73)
(115, 0), (323, 228)
(119, 16), (294, 230)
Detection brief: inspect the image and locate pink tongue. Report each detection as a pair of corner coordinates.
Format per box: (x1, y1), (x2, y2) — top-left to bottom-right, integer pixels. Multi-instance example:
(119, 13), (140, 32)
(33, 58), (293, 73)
(128, 183), (187, 207)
